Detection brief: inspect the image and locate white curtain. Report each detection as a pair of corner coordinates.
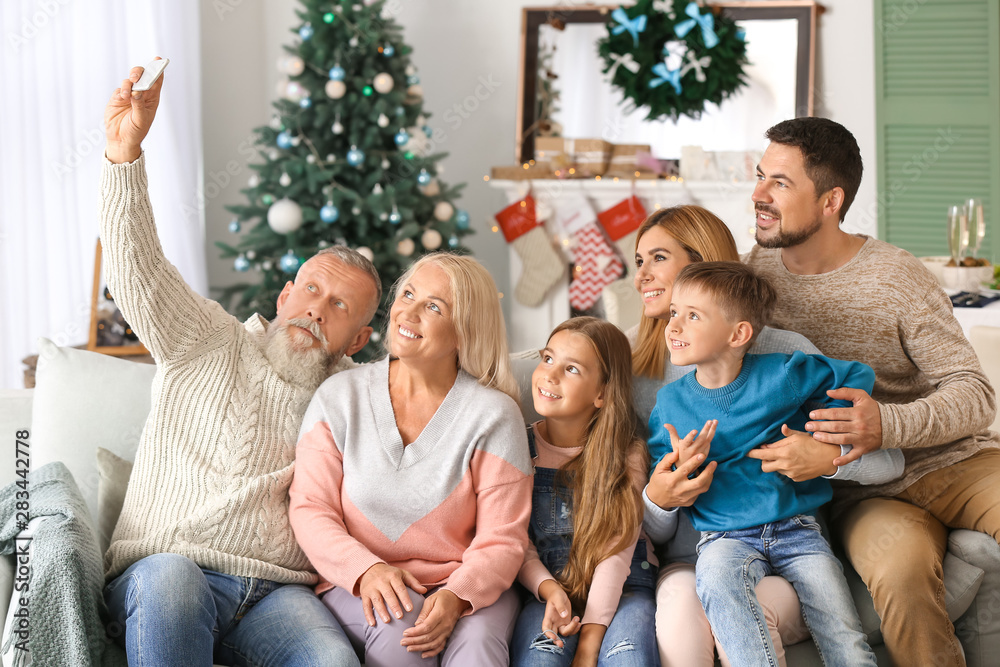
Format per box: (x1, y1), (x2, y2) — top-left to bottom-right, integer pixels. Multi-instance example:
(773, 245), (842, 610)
(0, 0), (205, 389)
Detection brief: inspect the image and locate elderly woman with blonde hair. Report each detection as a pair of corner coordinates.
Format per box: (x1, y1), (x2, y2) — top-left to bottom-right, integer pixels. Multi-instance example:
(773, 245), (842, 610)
(289, 252), (533, 667)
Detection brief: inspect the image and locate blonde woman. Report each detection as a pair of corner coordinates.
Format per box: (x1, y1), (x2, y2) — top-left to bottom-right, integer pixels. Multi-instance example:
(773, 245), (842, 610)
(289, 253), (533, 667)
(630, 206), (814, 667)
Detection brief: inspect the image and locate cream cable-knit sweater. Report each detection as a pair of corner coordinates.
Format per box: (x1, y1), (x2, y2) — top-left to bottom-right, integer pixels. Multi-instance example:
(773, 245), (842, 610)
(101, 153), (350, 583)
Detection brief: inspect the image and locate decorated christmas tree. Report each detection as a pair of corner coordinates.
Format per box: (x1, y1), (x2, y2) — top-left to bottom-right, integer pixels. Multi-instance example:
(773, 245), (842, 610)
(218, 0), (472, 360)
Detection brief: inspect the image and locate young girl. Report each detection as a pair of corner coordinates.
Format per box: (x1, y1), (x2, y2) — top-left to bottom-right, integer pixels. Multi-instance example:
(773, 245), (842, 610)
(510, 317), (658, 667)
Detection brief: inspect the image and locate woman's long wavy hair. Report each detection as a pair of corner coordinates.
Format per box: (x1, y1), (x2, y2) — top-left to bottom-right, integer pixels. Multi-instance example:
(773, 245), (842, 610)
(386, 253), (520, 405)
(549, 317), (647, 609)
(632, 206), (740, 378)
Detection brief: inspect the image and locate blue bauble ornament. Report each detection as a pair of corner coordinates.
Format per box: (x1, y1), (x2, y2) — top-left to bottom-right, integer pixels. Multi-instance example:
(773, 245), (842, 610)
(346, 146), (365, 167)
(320, 204), (340, 223)
(417, 169), (431, 186)
(298, 97), (312, 109)
(328, 65), (345, 81)
(423, 125), (433, 138)
(408, 75), (420, 85)
(276, 131), (292, 149)
(228, 219), (241, 233)
(383, 44), (395, 57)
(234, 255), (250, 272)
(279, 251), (301, 273)
(299, 23), (314, 40)
(388, 210), (402, 225)
(448, 235), (459, 248)
(394, 130), (410, 147)
(455, 209), (471, 230)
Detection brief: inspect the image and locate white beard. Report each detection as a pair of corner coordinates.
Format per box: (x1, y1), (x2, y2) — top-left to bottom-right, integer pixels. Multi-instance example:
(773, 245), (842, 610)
(263, 318), (340, 390)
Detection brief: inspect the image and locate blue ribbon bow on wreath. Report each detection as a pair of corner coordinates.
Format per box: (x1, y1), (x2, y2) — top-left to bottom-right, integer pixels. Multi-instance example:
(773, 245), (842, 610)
(611, 7), (647, 47)
(649, 62), (683, 95)
(675, 2), (720, 49)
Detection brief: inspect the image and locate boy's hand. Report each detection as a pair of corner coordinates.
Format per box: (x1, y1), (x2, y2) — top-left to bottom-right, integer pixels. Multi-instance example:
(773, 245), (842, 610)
(105, 58), (165, 164)
(748, 424), (839, 481)
(664, 420), (716, 467)
(647, 450), (716, 508)
(804, 388), (883, 465)
(538, 579), (581, 646)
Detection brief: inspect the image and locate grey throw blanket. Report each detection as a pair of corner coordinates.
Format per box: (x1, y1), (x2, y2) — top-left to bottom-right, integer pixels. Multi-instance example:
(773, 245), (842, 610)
(0, 462), (126, 667)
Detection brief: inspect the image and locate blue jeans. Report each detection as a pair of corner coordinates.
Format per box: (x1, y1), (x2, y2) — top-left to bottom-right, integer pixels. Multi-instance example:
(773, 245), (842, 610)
(695, 515), (876, 667)
(104, 552), (358, 667)
(510, 584), (659, 666)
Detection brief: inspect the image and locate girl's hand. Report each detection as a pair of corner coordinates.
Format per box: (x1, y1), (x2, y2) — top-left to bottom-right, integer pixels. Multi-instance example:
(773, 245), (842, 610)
(538, 579), (580, 647)
(664, 420), (716, 467)
(646, 450), (717, 509)
(400, 589), (469, 658)
(358, 563), (427, 627)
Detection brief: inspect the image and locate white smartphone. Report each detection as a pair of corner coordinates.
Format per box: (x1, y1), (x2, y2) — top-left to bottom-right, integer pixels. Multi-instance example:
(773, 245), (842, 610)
(132, 58), (169, 92)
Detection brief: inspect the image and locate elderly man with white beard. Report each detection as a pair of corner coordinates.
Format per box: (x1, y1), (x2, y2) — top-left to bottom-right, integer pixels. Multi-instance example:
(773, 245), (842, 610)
(99, 60), (380, 667)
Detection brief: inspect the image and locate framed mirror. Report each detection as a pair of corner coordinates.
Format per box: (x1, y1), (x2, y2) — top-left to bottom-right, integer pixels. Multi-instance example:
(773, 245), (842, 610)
(515, 2), (822, 164)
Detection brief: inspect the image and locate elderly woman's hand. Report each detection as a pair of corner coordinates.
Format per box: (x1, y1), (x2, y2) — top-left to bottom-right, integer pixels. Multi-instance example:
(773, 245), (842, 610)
(400, 589), (471, 658)
(358, 563), (428, 627)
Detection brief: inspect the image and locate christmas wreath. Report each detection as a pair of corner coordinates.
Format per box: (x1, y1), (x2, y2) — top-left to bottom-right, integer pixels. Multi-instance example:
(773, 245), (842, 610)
(597, 0), (749, 122)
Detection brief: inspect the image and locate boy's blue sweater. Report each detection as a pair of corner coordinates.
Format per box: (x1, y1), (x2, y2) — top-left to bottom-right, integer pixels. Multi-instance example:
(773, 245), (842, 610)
(647, 352), (876, 532)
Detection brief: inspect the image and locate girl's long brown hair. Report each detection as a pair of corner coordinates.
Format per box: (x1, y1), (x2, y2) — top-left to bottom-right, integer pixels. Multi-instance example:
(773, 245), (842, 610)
(631, 206), (740, 379)
(549, 317), (647, 609)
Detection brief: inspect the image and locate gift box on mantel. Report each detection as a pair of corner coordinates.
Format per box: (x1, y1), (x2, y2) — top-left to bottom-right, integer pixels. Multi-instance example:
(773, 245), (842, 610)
(536, 137), (612, 178)
(605, 144), (659, 179)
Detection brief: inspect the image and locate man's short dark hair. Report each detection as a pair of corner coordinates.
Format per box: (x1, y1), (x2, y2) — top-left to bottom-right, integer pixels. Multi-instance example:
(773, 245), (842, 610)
(765, 118), (863, 222)
(674, 261), (776, 344)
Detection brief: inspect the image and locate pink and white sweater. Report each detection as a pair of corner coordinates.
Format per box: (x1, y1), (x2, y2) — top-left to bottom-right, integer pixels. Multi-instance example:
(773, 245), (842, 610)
(289, 357), (534, 612)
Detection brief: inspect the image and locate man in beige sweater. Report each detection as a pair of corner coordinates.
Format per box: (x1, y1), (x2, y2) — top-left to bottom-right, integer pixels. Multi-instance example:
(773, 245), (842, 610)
(745, 117), (999, 666)
(100, 62), (380, 666)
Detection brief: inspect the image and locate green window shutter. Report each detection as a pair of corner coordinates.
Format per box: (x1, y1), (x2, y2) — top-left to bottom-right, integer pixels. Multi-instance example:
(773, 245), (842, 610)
(875, 0), (1000, 262)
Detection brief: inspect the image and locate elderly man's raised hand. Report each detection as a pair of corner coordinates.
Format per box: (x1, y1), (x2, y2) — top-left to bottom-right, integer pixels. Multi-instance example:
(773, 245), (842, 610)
(105, 59), (164, 164)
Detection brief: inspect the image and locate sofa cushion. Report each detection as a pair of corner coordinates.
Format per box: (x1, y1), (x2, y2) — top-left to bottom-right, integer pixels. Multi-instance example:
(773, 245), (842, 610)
(30, 338), (156, 525)
(95, 448), (134, 556)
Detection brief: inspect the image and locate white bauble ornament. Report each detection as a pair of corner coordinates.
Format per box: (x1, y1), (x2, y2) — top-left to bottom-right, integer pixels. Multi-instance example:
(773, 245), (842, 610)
(267, 198), (303, 234)
(286, 56), (305, 76)
(421, 229), (442, 250)
(326, 153), (336, 163)
(248, 173), (260, 187)
(372, 183), (383, 195)
(397, 238), (415, 256)
(433, 201), (454, 221)
(356, 246), (375, 261)
(246, 250), (256, 260)
(268, 149), (280, 160)
(370, 330), (381, 343)
(373, 72), (394, 94)
(420, 179), (440, 197)
(290, 135), (301, 146)
(325, 80), (346, 99)
(262, 260), (273, 270)
(269, 115), (282, 130)
(279, 172), (291, 187)
(377, 113), (390, 128)
(306, 154), (315, 164)
(405, 65), (416, 76)
(407, 84), (423, 99)
(332, 120), (344, 134)
(349, 36), (359, 47)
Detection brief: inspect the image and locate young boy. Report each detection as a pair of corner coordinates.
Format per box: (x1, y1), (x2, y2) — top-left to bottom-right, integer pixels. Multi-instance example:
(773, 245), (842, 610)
(647, 261), (902, 666)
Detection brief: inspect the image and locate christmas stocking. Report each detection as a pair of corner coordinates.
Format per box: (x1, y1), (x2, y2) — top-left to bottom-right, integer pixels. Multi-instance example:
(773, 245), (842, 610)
(557, 197), (623, 311)
(598, 196), (648, 281)
(496, 195), (565, 307)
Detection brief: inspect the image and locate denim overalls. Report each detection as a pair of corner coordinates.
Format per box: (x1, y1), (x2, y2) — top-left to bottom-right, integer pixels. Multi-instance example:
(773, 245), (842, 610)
(509, 426), (661, 667)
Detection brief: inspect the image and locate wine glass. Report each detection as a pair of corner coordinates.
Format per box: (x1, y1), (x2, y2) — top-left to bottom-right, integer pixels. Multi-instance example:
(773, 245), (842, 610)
(966, 198), (985, 260)
(948, 204), (968, 267)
